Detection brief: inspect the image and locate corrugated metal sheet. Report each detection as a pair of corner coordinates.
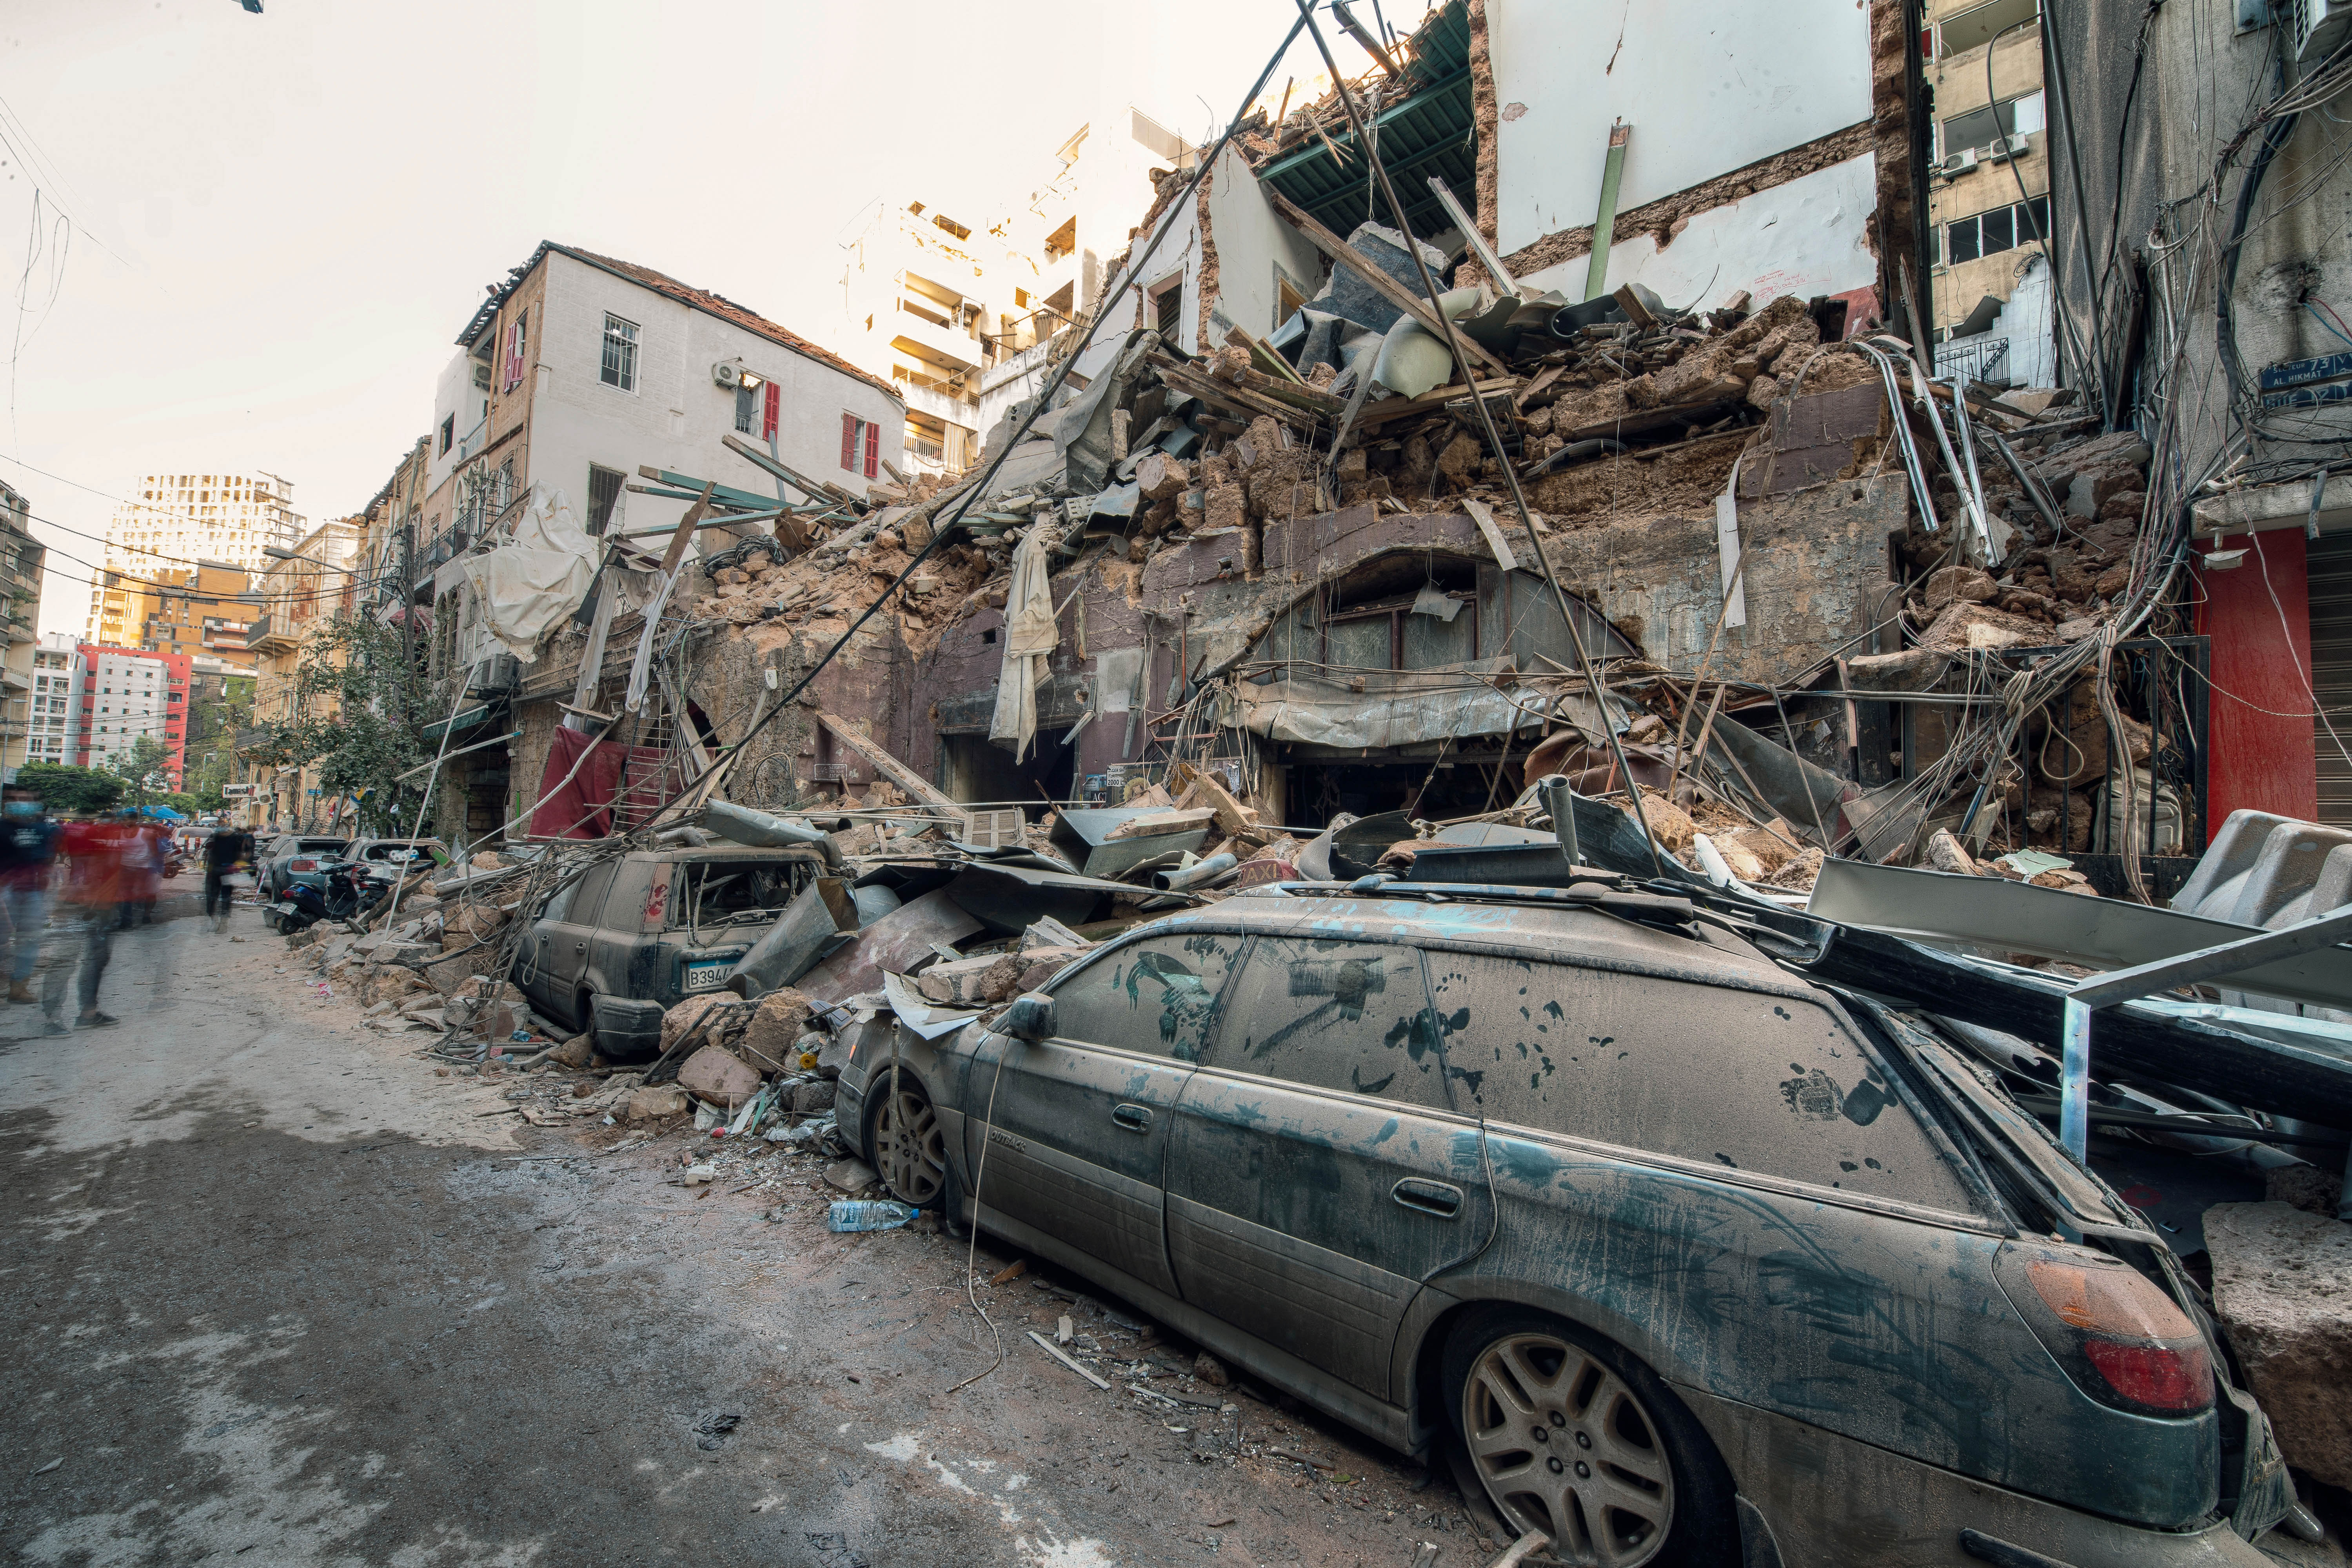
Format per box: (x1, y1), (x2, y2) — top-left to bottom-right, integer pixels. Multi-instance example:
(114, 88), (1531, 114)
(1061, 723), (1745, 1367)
(2311, 530), (2352, 827)
(1257, 0), (1477, 241)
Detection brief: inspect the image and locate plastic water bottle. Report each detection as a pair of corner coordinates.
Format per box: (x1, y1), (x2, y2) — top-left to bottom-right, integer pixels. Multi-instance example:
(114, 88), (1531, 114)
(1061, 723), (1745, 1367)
(827, 1199), (917, 1233)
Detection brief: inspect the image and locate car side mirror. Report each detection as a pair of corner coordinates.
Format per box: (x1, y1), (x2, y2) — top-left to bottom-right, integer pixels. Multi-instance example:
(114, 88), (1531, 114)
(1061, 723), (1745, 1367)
(999, 992), (1056, 1043)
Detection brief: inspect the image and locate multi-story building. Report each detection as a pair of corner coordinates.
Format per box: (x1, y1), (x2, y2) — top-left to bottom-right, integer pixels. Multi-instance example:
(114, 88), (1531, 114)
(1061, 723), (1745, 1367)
(99, 560), (260, 672)
(0, 480), (47, 778)
(1923, 0), (2053, 387)
(238, 518), (362, 829)
(24, 632), (80, 773)
(72, 643), (191, 787)
(88, 471), (301, 644)
(836, 112), (1201, 474)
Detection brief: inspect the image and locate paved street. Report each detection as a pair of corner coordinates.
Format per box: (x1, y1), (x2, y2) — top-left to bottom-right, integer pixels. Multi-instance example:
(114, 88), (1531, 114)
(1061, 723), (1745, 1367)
(0, 893), (1487, 1568)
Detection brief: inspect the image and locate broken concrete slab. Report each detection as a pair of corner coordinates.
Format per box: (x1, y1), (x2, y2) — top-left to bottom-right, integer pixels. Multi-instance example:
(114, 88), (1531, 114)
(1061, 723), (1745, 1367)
(2205, 1202), (2352, 1488)
(676, 1044), (763, 1109)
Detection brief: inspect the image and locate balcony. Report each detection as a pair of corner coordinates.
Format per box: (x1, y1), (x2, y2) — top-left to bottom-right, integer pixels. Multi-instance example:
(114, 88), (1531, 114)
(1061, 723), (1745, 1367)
(247, 614), (299, 652)
(894, 375), (978, 429)
(456, 418), (492, 461)
(889, 309), (982, 373)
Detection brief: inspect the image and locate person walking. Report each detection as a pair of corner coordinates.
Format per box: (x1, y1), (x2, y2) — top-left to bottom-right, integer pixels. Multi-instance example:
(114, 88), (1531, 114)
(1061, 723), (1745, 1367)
(49, 814), (127, 1031)
(202, 821), (252, 933)
(0, 782), (60, 1004)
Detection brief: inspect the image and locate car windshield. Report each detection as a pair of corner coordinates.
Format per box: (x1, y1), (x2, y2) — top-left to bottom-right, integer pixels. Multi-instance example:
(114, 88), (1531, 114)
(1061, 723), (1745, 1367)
(671, 861), (803, 931)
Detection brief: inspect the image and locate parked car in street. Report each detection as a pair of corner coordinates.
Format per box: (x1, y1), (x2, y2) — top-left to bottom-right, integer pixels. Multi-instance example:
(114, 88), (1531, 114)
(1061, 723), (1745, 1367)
(836, 885), (2288, 1567)
(255, 835), (350, 900)
(516, 845), (828, 1059)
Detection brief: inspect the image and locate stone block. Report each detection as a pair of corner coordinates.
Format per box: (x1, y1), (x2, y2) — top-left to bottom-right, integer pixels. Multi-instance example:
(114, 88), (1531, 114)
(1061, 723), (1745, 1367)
(676, 1043), (762, 1108)
(2206, 1202), (2352, 1489)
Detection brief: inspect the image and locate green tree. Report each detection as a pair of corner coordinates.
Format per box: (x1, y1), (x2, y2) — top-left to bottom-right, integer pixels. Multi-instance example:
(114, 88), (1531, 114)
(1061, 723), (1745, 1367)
(278, 613), (435, 838)
(15, 763), (124, 815)
(104, 735), (173, 807)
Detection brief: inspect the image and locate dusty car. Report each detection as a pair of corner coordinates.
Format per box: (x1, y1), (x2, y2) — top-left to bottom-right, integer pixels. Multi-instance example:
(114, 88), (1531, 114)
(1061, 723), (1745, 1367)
(516, 845), (827, 1059)
(837, 884), (2289, 1567)
(255, 834), (349, 899)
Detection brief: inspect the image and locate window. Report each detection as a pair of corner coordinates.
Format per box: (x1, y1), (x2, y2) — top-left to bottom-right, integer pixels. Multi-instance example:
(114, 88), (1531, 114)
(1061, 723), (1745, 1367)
(1940, 91), (2045, 160)
(735, 382), (757, 434)
(1933, 0), (2040, 56)
(586, 464), (625, 537)
(839, 413), (881, 479)
(1423, 951), (1974, 1210)
(1149, 274), (1184, 338)
(439, 416), (454, 456)
(1047, 932), (1244, 1062)
(503, 309), (528, 392)
(1943, 196), (2049, 267)
(1212, 938), (1451, 1109)
(600, 313), (639, 392)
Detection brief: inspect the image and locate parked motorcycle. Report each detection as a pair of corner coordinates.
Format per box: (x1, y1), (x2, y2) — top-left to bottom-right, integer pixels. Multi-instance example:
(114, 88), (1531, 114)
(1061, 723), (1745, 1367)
(265, 858), (390, 934)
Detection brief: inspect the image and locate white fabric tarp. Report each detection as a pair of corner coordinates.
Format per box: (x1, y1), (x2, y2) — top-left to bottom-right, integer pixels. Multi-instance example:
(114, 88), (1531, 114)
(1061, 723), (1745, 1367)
(986, 527), (1059, 760)
(1228, 669), (1599, 751)
(458, 486), (597, 663)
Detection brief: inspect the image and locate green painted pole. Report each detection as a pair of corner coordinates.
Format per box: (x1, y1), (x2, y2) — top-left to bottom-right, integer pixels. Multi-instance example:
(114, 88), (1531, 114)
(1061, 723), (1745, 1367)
(1583, 122), (1632, 303)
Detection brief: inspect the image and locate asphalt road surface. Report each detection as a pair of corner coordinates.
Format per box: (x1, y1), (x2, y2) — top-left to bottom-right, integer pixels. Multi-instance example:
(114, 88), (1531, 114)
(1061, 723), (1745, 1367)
(0, 890), (1491, 1567)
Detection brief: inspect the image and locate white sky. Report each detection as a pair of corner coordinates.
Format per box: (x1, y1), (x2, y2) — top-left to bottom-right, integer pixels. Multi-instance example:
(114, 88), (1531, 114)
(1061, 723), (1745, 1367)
(2, 0), (1393, 638)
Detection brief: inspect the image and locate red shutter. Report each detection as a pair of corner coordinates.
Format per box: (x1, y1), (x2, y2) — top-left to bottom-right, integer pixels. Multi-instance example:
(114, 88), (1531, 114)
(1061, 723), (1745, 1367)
(763, 382), (780, 440)
(841, 412), (858, 471)
(503, 323), (525, 391)
(864, 422), (879, 480)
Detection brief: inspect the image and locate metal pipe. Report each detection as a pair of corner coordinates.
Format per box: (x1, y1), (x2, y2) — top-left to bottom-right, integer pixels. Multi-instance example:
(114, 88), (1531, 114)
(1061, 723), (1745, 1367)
(1154, 852), (1239, 892)
(1537, 774), (1580, 866)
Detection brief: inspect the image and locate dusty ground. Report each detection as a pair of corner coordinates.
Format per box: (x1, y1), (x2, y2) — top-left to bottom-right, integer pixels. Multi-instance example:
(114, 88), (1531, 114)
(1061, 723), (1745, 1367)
(0, 889), (1490, 1567)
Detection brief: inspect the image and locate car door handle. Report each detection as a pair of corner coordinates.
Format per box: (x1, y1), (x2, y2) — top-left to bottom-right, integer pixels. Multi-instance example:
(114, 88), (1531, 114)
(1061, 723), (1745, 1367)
(1392, 1178), (1463, 1219)
(1111, 1103), (1152, 1133)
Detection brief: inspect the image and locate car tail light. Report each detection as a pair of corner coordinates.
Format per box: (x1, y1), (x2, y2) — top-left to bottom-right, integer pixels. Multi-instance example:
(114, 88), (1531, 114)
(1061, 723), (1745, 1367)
(290, 858), (316, 872)
(1996, 1245), (2213, 1416)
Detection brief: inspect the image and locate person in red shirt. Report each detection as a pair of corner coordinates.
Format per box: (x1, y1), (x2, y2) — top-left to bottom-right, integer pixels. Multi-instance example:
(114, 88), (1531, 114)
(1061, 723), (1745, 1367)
(48, 814), (128, 1031)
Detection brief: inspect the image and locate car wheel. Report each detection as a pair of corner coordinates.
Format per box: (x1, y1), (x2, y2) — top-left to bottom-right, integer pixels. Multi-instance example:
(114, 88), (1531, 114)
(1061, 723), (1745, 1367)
(1442, 1306), (1735, 1568)
(866, 1075), (947, 1208)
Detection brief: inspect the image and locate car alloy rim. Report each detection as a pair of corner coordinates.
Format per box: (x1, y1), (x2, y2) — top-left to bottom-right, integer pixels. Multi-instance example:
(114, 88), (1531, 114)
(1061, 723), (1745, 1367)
(1462, 1332), (1675, 1568)
(873, 1087), (946, 1206)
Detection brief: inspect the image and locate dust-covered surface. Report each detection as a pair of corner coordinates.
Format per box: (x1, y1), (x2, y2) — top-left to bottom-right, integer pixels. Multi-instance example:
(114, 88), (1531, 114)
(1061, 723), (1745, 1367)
(0, 892), (1493, 1566)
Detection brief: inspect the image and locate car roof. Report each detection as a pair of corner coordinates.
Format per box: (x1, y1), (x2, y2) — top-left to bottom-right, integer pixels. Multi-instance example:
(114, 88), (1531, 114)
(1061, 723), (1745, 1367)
(1129, 891), (1809, 997)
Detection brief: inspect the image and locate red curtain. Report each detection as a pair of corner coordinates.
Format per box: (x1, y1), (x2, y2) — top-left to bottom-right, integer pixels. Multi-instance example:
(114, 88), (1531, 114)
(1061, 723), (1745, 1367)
(527, 727), (692, 839)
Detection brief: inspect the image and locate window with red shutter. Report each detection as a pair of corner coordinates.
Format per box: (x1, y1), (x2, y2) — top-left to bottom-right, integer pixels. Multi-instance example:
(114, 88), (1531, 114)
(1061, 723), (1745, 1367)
(841, 412), (859, 470)
(504, 315), (527, 392)
(864, 422), (879, 480)
(763, 382), (780, 440)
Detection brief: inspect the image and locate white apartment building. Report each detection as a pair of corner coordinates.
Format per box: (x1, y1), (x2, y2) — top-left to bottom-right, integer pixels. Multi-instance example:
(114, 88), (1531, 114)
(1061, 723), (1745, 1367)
(89, 471), (303, 643)
(418, 243), (905, 563)
(835, 109), (1200, 474)
(25, 632), (80, 770)
(73, 643), (188, 786)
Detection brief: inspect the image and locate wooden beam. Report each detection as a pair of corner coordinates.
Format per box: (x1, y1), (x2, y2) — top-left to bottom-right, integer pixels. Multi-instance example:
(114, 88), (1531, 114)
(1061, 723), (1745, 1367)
(811, 707), (966, 822)
(723, 433), (861, 507)
(659, 482), (716, 576)
(1265, 191), (1509, 376)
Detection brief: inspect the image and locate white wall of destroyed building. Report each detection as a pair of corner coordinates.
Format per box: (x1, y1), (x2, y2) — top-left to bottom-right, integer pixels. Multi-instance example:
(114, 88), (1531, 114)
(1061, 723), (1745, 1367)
(1508, 154), (1883, 318)
(1202, 142), (1325, 340)
(1486, 0), (1875, 256)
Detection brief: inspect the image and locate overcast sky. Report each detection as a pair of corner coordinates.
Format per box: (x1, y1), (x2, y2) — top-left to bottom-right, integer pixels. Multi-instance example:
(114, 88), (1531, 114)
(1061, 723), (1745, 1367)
(2, 0), (1389, 638)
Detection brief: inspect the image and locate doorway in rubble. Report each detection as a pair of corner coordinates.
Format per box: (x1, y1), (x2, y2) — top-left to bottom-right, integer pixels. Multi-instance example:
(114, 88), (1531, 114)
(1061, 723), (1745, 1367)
(939, 733), (1075, 809)
(1284, 746), (1518, 830)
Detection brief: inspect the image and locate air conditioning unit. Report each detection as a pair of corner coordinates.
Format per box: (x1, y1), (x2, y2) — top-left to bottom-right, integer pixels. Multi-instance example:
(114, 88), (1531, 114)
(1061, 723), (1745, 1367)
(2290, 0), (2352, 61)
(472, 362), (491, 390)
(1945, 147), (1981, 175)
(468, 652), (521, 695)
(1989, 133), (2030, 160)
(713, 361), (743, 389)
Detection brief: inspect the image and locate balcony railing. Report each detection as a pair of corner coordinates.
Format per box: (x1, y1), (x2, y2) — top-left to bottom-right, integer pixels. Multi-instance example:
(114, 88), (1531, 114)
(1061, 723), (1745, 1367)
(456, 418), (492, 461)
(1934, 335), (2012, 386)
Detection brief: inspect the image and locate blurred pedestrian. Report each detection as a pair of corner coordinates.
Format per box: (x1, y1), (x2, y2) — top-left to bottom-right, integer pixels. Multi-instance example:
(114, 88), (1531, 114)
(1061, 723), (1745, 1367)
(202, 820), (253, 933)
(0, 781), (60, 1004)
(50, 813), (129, 1031)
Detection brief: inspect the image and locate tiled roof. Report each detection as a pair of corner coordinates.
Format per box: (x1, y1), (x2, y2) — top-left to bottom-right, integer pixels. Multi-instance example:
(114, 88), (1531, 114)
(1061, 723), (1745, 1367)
(457, 242), (902, 405)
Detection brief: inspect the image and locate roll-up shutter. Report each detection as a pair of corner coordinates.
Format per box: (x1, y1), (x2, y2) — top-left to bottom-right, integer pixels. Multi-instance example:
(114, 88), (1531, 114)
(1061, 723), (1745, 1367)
(2312, 531), (2352, 827)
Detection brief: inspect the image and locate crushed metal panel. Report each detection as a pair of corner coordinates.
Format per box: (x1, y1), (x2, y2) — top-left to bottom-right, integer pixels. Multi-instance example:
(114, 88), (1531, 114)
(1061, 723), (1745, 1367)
(1807, 857), (2352, 1014)
(796, 888), (983, 1004)
(1048, 807), (1211, 879)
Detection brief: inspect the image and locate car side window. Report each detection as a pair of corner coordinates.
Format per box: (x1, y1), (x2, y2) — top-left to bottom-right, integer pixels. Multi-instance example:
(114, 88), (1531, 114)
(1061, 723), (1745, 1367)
(560, 863), (619, 928)
(1047, 932), (1243, 1062)
(1210, 937), (1450, 1110)
(537, 880), (578, 925)
(1425, 951), (1974, 1210)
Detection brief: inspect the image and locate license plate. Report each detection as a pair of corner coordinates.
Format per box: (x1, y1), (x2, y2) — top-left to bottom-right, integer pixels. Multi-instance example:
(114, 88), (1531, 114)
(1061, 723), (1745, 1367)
(683, 960), (732, 993)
